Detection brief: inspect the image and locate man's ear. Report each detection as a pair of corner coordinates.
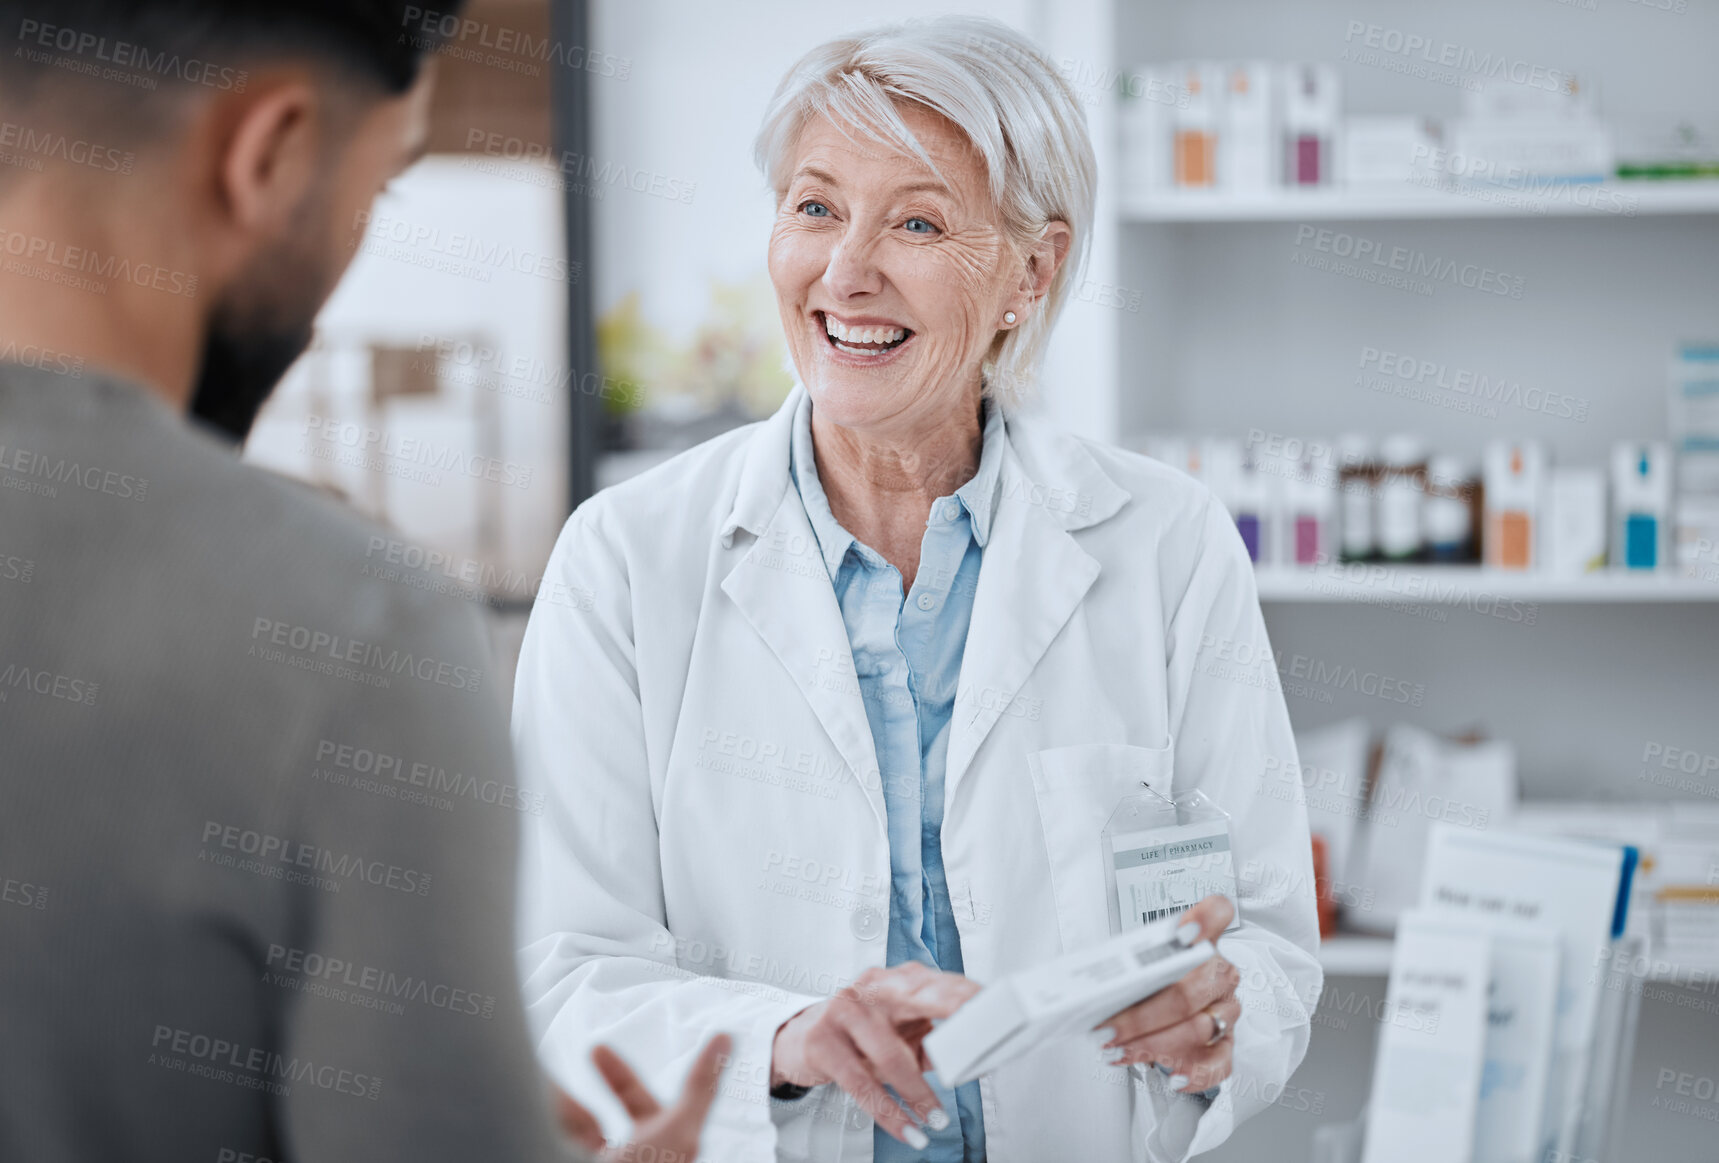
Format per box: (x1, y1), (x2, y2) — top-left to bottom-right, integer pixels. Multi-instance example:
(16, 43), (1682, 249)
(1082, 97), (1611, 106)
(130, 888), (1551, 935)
(218, 82), (322, 233)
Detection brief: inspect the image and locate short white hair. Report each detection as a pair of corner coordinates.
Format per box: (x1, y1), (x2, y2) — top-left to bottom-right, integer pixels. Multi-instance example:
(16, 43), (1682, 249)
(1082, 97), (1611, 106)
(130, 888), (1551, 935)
(754, 15), (1096, 404)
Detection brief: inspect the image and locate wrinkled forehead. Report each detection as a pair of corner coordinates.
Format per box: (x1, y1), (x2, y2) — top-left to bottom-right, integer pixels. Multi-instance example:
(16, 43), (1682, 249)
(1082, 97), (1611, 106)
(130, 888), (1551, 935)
(780, 104), (993, 207)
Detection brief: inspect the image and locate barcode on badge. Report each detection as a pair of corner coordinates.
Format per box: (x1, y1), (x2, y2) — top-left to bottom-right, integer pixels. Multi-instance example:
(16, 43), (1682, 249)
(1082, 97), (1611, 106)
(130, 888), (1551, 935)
(1141, 902), (1192, 925)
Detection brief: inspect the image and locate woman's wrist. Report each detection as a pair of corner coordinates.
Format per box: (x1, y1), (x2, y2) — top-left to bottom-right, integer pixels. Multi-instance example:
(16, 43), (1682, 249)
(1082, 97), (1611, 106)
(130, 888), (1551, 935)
(770, 1079), (814, 1101)
(770, 1005), (818, 1090)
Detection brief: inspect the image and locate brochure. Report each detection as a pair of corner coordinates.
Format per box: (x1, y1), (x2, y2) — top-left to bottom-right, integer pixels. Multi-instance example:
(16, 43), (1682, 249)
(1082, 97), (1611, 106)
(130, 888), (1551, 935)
(1360, 910), (1492, 1163)
(1418, 823), (1626, 1163)
(924, 916), (1215, 1088)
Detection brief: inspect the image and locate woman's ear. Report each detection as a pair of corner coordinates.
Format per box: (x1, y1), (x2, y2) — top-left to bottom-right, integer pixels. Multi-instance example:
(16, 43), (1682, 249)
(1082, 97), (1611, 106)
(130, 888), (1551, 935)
(1010, 219), (1073, 319)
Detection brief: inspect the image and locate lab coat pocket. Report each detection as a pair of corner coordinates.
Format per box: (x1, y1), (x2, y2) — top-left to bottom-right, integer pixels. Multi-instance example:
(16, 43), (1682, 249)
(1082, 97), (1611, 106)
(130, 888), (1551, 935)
(1026, 741), (1175, 954)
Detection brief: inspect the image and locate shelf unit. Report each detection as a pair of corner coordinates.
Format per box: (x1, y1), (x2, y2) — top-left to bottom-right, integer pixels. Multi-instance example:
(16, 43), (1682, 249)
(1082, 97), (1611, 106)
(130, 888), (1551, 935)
(1121, 179), (1719, 222)
(1317, 934), (1395, 976)
(1077, 5), (1719, 1158)
(1254, 566), (1719, 604)
(1317, 933), (1718, 983)
(1083, 0), (1719, 792)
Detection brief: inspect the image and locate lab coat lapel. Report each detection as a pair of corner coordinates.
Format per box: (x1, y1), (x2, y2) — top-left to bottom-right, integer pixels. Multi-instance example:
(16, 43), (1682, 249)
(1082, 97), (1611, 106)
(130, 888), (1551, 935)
(720, 473), (889, 835)
(945, 425), (1128, 804)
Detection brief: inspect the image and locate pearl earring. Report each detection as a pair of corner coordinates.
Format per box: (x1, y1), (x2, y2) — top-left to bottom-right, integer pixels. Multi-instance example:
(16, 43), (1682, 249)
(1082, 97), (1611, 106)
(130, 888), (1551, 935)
(1003, 311), (1017, 325)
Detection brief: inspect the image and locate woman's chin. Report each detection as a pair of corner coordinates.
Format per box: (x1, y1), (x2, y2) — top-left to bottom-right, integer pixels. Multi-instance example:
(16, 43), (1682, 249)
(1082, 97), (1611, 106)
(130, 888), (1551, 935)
(803, 376), (888, 428)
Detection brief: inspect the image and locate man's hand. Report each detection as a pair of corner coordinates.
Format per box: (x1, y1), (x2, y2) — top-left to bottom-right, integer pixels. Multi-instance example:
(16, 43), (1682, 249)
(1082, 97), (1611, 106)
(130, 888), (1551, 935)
(553, 1032), (731, 1163)
(1098, 895), (1240, 1094)
(770, 963), (978, 1148)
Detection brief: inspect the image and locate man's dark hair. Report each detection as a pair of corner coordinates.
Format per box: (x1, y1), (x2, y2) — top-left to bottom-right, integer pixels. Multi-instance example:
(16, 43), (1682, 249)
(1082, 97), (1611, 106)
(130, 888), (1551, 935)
(0, 0), (467, 99)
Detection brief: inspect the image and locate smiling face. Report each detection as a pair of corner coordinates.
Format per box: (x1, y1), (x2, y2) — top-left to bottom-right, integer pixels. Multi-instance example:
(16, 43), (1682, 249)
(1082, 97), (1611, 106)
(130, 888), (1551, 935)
(767, 101), (1026, 439)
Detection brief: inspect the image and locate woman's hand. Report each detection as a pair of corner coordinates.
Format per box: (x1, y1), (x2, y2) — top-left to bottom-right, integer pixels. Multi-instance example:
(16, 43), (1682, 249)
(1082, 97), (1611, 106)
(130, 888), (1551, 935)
(771, 962), (979, 1147)
(553, 1032), (730, 1163)
(1099, 895), (1241, 1094)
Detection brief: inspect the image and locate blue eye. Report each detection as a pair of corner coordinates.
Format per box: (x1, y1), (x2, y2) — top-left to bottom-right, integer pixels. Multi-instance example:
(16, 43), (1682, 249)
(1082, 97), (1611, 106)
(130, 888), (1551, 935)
(904, 217), (937, 234)
(799, 200), (830, 217)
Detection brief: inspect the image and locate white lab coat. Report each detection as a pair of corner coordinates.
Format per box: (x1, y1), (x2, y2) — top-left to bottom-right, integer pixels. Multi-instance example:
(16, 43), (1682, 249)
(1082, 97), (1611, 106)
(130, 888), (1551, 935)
(512, 386), (1322, 1163)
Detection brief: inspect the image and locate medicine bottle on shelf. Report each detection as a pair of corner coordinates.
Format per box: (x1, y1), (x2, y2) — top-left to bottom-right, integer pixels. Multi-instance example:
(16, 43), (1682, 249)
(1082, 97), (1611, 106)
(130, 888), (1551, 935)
(1221, 62), (1275, 192)
(1230, 463), (1271, 564)
(1423, 456), (1477, 563)
(1611, 442), (1672, 570)
(1336, 434), (1379, 562)
(1483, 440), (1545, 571)
(1376, 435), (1428, 562)
(1284, 444), (1336, 566)
(1280, 63), (1338, 186)
(1172, 63), (1218, 188)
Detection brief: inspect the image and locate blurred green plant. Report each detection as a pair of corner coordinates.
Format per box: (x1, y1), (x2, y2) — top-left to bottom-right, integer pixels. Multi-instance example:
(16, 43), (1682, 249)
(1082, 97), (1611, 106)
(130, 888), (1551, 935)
(597, 273), (793, 422)
(594, 290), (663, 419)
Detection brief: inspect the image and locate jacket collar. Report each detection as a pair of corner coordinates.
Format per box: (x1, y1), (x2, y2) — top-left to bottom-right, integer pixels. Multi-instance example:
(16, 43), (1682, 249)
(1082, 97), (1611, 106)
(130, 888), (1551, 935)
(720, 383), (1130, 549)
(718, 381), (1134, 820)
(787, 388), (1012, 578)
(719, 387), (797, 549)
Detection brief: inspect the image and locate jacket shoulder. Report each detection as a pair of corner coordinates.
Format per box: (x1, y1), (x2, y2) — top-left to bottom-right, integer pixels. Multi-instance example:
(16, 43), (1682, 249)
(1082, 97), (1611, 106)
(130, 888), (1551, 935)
(1008, 413), (1223, 537)
(105, 398), (496, 669)
(563, 416), (769, 557)
(1070, 436), (1256, 605)
(1071, 435), (1218, 518)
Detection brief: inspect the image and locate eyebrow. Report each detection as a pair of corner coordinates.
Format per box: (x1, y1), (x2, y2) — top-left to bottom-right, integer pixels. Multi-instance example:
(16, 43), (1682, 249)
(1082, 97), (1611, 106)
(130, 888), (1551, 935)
(791, 165), (951, 198)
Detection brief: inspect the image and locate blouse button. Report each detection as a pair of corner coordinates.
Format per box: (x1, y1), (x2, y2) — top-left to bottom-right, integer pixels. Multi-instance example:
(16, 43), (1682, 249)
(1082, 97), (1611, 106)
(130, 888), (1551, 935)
(850, 904), (885, 941)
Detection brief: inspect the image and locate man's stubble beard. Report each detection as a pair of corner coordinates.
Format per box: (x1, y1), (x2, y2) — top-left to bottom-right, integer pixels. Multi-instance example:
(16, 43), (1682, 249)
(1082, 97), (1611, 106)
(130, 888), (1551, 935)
(188, 185), (340, 445)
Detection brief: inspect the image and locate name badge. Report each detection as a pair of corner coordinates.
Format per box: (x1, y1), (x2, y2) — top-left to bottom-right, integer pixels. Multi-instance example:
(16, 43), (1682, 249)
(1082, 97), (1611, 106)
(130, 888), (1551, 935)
(1102, 788), (1241, 936)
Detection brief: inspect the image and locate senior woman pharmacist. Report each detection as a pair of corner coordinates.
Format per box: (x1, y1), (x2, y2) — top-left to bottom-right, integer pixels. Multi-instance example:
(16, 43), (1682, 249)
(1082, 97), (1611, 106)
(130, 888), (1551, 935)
(512, 15), (1320, 1163)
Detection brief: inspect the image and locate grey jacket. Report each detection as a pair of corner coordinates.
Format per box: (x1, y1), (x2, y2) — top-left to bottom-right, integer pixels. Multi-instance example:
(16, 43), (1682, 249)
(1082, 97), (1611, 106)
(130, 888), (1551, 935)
(0, 362), (588, 1162)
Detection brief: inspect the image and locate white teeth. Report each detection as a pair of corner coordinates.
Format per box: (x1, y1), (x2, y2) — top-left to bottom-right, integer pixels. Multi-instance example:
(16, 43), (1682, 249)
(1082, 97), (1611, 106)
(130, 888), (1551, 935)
(822, 315), (906, 345)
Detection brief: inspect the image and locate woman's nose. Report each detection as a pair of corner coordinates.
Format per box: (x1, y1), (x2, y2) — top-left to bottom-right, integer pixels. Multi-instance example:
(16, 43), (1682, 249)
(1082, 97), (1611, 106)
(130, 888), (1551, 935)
(821, 227), (885, 301)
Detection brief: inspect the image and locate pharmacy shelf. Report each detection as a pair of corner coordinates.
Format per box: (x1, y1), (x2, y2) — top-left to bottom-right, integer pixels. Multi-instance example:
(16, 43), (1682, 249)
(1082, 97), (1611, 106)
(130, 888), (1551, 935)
(1120, 179), (1719, 222)
(1318, 934), (1719, 983)
(1255, 566), (1719, 604)
(1319, 935), (1396, 976)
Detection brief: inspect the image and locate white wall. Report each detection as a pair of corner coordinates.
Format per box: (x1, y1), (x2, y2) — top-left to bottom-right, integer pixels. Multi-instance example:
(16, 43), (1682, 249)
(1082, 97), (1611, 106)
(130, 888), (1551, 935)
(245, 158), (568, 578)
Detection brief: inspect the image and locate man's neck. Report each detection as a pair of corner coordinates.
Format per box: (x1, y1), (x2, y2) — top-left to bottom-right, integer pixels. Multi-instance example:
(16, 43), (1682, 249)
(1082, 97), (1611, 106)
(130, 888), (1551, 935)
(0, 179), (201, 412)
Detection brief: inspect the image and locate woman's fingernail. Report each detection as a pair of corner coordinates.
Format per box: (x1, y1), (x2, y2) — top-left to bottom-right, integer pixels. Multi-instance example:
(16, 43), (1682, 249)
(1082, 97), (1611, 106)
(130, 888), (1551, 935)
(1175, 921), (1202, 947)
(1168, 1073), (1190, 1091)
(926, 1108), (951, 1131)
(904, 1125), (930, 1150)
